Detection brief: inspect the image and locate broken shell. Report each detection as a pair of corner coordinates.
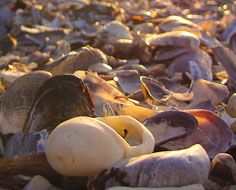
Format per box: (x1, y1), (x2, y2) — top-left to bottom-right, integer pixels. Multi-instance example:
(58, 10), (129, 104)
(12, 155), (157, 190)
(159, 15), (200, 32)
(210, 153), (236, 184)
(96, 116), (155, 156)
(140, 76), (192, 106)
(89, 144), (210, 189)
(212, 46), (236, 83)
(98, 21), (133, 43)
(23, 175), (60, 190)
(24, 74), (94, 133)
(166, 49), (213, 81)
(44, 46), (108, 75)
(145, 31), (200, 50)
(191, 79), (229, 106)
(222, 17), (236, 53)
(45, 116), (154, 176)
(113, 70), (141, 95)
(140, 76), (169, 105)
(144, 110), (198, 146)
(110, 103), (157, 122)
(74, 71), (134, 116)
(160, 109), (232, 158)
(107, 184), (205, 190)
(227, 93), (236, 118)
(0, 71), (52, 134)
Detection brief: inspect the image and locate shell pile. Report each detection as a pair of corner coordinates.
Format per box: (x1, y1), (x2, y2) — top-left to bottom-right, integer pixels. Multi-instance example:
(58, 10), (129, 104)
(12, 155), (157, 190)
(0, 0), (236, 190)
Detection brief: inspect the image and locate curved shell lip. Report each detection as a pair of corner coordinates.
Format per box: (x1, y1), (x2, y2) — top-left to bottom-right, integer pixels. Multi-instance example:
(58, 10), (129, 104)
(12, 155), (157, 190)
(186, 109), (233, 158)
(140, 76), (169, 104)
(143, 110), (198, 146)
(96, 115), (155, 158)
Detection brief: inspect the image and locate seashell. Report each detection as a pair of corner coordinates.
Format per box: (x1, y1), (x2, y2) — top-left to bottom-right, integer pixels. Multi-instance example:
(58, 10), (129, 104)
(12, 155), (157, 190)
(227, 93), (236, 118)
(210, 153), (236, 184)
(107, 184), (205, 190)
(166, 49), (213, 81)
(145, 31), (200, 50)
(140, 76), (193, 106)
(113, 70), (141, 95)
(222, 16), (236, 53)
(160, 109), (232, 158)
(154, 47), (190, 61)
(88, 63), (112, 74)
(212, 45), (236, 83)
(97, 21), (133, 43)
(0, 71), (52, 134)
(45, 116), (154, 176)
(140, 76), (169, 105)
(89, 144), (210, 189)
(144, 111), (198, 147)
(191, 79), (229, 106)
(74, 71), (134, 116)
(23, 175), (60, 190)
(0, 70), (25, 89)
(44, 46), (108, 75)
(116, 63), (150, 76)
(24, 74), (94, 133)
(133, 23), (157, 34)
(109, 103), (157, 122)
(159, 16), (200, 32)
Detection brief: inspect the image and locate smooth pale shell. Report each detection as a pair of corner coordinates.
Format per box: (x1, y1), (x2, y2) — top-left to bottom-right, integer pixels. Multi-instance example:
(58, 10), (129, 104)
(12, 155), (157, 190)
(45, 116), (154, 176)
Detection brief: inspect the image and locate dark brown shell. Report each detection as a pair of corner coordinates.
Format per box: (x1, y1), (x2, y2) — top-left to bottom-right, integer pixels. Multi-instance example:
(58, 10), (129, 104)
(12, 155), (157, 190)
(24, 74), (94, 133)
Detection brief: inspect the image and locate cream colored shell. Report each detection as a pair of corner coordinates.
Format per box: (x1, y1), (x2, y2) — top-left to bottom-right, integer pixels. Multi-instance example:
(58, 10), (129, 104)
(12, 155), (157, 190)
(45, 116), (155, 176)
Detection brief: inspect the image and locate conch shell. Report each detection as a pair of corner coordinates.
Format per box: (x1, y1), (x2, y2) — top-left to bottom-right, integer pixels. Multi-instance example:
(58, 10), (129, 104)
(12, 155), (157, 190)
(45, 116), (154, 176)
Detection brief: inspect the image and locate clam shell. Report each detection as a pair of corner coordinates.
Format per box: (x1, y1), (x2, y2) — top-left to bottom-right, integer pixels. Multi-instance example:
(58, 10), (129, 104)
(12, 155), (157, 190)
(98, 20), (133, 43)
(160, 109), (232, 158)
(191, 79), (229, 106)
(159, 15), (200, 32)
(166, 49), (213, 81)
(145, 31), (200, 50)
(144, 111), (198, 146)
(89, 144), (210, 189)
(44, 46), (108, 75)
(24, 74), (94, 133)
(0, 71), (52, 134)
(113, 70), (141, 95)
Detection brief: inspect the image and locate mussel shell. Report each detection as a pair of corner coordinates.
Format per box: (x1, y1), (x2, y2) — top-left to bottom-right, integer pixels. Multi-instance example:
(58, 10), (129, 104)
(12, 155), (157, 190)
(0, 71), (52, 134)
(144, 111), (198, 146)
(160, 109), (232, 158)
(140, 76), (168, 105)
(24, 75), (94, 133)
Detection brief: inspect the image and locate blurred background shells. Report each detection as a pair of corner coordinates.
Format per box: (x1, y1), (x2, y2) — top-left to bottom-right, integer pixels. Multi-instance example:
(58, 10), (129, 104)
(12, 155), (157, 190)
(0, 0), (235, 189)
